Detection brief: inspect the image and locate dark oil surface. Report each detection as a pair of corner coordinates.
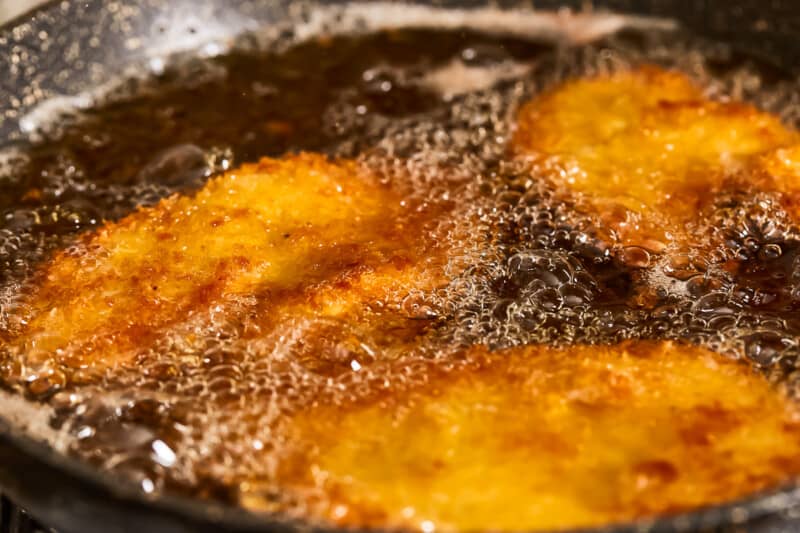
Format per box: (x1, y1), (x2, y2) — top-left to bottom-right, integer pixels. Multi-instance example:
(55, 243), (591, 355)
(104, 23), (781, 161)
(0, 28), (553, 289)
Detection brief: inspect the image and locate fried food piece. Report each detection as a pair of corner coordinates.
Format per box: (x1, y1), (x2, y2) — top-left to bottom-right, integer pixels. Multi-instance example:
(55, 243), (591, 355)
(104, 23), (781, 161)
(2, 154), (450, 384)
(271, 341), (800, 531)
(513, 66), (799, 249)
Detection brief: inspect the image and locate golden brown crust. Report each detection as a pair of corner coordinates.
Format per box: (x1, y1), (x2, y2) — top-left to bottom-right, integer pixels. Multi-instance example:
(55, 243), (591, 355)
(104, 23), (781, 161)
(512, 66), (800, 249)
(2, 153), (451, 383)
(273, 341), (800, 531)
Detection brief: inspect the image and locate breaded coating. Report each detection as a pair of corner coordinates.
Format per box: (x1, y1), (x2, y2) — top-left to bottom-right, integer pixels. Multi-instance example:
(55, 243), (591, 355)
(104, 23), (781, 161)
(2, 154), (448, 382)
(274, 341), (800, 531)
(513, 66), (800, 249)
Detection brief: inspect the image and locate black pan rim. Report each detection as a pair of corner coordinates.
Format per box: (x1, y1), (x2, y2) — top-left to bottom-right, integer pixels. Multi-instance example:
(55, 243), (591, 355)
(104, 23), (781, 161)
(2, 0), (800, 531)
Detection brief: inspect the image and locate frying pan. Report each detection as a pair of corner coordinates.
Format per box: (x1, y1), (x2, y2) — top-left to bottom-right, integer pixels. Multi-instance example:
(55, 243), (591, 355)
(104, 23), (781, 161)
(2, 0), (800, 532)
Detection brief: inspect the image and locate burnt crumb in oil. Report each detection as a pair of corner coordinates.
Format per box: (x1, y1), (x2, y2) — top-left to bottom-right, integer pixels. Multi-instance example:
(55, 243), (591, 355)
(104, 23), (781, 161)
(3, 23), (800, 512)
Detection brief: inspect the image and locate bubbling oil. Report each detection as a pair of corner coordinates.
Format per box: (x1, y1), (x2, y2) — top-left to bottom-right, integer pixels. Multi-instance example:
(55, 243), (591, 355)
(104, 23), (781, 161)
(2, 20), (800, 527)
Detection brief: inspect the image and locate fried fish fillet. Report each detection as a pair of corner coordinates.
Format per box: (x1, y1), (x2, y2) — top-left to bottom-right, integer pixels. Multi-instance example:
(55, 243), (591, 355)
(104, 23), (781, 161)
(1, 154), (452, 386)
(272, 341), (800, 531)
(513, 66), (800, 249)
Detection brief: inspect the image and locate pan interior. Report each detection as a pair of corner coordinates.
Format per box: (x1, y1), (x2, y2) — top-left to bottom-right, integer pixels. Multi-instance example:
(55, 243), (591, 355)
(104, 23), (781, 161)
(2, 5), (800, 531)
